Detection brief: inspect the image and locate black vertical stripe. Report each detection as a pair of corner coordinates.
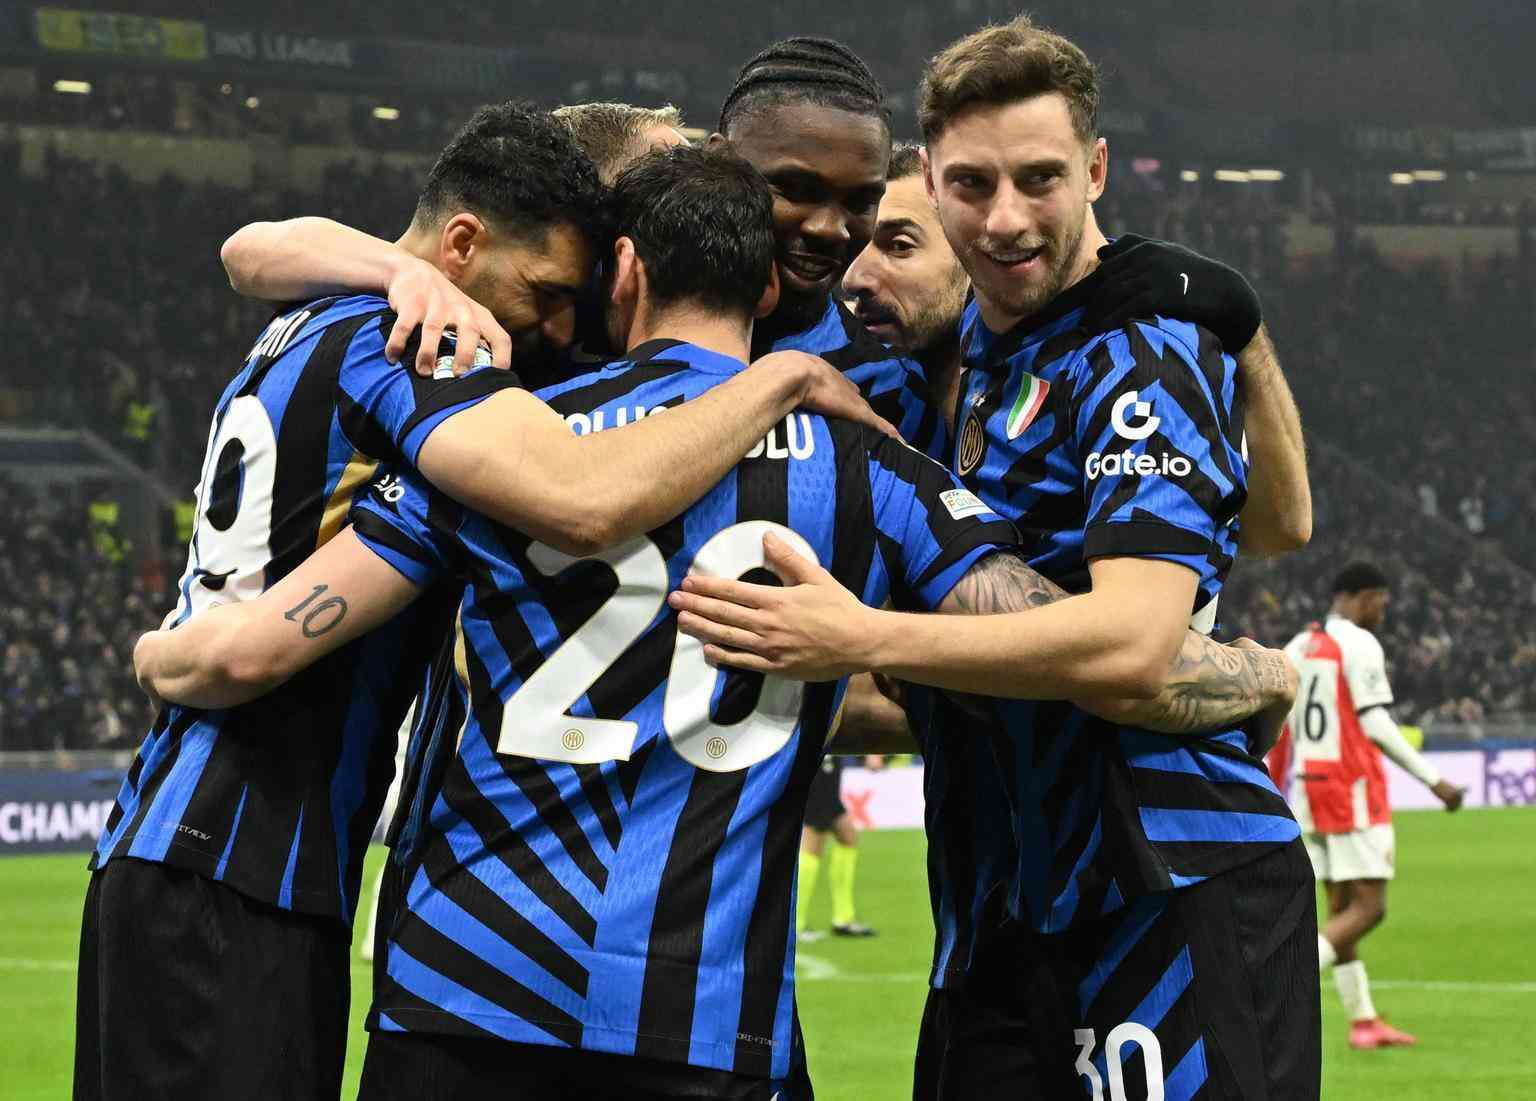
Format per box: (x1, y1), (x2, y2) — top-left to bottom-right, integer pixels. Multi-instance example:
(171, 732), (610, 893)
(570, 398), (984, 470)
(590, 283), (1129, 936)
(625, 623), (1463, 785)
(634, 437), (791, 1064)
(732, 681), (837, 1075)
(825, 422), (877, 601)
(731, 436), (838, 1074)
(268, 311), (376, 582)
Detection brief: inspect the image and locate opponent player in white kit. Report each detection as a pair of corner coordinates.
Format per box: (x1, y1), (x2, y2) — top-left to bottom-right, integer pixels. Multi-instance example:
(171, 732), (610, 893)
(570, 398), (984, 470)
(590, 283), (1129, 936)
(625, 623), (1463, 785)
(1270, 562), (1464, 1049)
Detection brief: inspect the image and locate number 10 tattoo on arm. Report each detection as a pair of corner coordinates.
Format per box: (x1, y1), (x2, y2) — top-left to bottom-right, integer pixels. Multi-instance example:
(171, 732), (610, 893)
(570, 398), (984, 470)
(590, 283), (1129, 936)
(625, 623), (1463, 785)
(943, 554), (1292, 736)
(284, 584), (349, 639)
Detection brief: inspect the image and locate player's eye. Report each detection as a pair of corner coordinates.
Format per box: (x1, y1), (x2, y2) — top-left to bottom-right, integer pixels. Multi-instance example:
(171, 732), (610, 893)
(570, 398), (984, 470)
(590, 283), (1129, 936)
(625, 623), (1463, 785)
(889, 237), (918, 257)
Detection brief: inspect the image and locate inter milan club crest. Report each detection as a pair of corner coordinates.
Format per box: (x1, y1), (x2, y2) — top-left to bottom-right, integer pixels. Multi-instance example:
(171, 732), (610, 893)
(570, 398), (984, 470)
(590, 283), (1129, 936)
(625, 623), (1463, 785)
(957, 412), (985, 476)
(1007, 375), (1050, 439)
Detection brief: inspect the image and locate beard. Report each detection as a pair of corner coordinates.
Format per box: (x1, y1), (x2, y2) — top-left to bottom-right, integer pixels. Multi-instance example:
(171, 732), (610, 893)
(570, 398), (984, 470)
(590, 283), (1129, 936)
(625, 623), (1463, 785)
(944, 200), (1091, 326)
(903, 269), (972, 357)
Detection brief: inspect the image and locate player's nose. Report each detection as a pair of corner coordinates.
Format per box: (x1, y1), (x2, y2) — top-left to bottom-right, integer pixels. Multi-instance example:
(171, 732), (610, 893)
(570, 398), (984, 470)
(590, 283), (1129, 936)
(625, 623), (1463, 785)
(842, 242), (880, 297)
(983, 179), (1032, 241)
(802, 203), (851, 247)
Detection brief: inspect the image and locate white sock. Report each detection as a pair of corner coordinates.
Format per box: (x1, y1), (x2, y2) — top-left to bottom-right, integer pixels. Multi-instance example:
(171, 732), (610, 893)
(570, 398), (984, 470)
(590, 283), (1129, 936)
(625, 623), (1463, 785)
(1317, 934), (1338, 971)
(1334, 960), (1378, 1022)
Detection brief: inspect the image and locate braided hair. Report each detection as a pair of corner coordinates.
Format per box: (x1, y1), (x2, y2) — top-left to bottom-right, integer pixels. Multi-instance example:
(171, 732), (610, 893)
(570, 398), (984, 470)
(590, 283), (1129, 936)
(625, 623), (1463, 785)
(718, 36), (891, 135)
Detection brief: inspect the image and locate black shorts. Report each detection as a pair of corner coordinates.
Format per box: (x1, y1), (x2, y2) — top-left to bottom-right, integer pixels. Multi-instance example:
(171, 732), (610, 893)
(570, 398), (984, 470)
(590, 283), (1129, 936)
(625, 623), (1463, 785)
(1045, 839), (1321, 1101)
(913, 919), (1080, 1101)
(74, 857), (352, 1101)
(358, 1029), (815, 1101)
(803, 756), (846, 832)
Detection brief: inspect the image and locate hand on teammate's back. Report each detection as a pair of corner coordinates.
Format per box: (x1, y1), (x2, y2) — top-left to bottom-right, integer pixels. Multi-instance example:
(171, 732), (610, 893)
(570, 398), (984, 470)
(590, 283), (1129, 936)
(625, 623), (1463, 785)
(385, 256), (513, 377)
(1432, 779), (1466, 812)
(670, 530), (874, 681)
(1231, 637), (1297, 758)
(751, 351), (901, 441)
(1085, 234), (1263, 353)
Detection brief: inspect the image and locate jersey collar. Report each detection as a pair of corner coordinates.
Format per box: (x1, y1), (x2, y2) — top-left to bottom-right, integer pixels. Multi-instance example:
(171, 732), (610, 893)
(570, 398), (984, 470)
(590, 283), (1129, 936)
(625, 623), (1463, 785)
(626, 338), (747, 377)
(963, 256), (1112, 372)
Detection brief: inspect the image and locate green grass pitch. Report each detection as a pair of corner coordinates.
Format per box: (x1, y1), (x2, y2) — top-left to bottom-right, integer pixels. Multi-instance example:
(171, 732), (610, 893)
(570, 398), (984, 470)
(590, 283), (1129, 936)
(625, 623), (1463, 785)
(3, 808), (1533, 1099)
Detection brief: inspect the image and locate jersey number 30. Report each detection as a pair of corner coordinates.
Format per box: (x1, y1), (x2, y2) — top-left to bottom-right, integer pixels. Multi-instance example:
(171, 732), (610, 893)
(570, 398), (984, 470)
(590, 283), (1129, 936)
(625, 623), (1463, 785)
(498, 521), (818, 774)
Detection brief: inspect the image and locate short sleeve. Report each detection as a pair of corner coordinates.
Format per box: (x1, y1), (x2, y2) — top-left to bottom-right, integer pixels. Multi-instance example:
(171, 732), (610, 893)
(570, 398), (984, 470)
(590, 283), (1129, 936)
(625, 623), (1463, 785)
(1343, 630), (1395, 711)
(1071, 321), (1247, 573)
(864, 432), (1019, 610)
(350, 466), (456, 588)
(337, 316), (524, 467)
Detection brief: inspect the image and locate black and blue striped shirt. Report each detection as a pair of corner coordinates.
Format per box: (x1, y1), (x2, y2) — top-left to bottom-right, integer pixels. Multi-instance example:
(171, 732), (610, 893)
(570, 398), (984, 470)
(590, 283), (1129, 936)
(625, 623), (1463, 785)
(350, 339), (1014, 1078)
(91, 295), (517, 923)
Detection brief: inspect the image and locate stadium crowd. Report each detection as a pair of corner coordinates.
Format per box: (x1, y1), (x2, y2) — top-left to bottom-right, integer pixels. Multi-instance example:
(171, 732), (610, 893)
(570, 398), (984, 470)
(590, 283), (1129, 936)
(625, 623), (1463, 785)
(0, 477), (163, 752)
(2, 130), (1533, 748)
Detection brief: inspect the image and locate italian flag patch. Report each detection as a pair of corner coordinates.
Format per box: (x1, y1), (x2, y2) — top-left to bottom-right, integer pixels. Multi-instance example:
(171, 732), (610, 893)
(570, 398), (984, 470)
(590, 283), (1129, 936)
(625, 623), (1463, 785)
(1006, 375), (1050, 439)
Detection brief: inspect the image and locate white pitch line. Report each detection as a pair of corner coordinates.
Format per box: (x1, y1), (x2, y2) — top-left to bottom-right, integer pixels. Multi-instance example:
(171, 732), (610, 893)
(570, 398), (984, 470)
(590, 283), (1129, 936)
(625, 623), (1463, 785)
(1372, 980), (1536, 993)
(0, 958), (75, 973)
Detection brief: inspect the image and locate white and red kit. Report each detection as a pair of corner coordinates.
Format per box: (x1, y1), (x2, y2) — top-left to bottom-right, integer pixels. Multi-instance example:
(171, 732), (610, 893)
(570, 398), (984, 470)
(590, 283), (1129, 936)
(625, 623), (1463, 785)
(1270, 615), (1398, 833)
(1269, 615), (1442, 883)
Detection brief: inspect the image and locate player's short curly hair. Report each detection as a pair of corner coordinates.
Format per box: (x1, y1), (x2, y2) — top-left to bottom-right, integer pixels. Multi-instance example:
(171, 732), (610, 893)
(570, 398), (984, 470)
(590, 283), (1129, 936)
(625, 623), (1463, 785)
(918, 16), (1099, 146)
(414, 101), (610, 252)
(888, 142), (924, 181)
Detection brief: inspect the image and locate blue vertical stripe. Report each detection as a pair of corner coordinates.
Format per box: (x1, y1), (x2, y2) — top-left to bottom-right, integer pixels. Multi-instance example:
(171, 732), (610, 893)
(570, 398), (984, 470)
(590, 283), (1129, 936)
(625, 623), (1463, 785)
(126, 722), (218, 861)
(214, 785), (248, 881)
(278, 804), (305, 911)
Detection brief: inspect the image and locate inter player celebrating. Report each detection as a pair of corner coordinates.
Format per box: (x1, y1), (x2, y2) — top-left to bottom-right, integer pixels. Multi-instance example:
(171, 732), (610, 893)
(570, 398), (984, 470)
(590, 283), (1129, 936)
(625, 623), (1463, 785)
(77, 105), (884, 1101)
(137, 144), (1295, 1100)
(1271, 563), (1464, 1050)
(843, 137), (1316, 1100)
(673, 18), (1318, 1099)
(139, 144), (1019, 1101)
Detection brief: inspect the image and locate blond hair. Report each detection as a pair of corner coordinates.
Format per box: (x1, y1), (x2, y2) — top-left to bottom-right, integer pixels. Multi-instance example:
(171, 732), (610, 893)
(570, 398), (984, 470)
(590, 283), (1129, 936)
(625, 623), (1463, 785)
(552, 102), (684, 183)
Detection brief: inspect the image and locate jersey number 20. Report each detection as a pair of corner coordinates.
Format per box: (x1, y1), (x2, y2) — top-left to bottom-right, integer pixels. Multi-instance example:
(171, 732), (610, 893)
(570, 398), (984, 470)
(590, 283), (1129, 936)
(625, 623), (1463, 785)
(498, 521), (818, 774)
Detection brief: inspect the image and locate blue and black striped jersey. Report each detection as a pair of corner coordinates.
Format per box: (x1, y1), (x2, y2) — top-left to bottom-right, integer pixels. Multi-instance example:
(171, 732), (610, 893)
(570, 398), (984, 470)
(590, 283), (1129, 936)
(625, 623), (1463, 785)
(905, 691), (1017, 989)
(349, 339), (1015, 1079)
(759, 297), (949, 463)
(929, 273), (1298, 941)
(91, 294), (519, 923)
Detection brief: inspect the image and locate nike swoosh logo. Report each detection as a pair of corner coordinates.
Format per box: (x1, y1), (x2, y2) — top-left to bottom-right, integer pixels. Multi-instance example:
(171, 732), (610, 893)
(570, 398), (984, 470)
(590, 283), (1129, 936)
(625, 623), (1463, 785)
(1179, 272), (1189, 295)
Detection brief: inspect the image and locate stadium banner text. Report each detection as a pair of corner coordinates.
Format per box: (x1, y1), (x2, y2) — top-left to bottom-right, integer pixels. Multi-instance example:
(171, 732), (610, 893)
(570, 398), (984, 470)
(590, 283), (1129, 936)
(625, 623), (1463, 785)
(0, 768), (121, 854)
(836, 749), (1536, 830)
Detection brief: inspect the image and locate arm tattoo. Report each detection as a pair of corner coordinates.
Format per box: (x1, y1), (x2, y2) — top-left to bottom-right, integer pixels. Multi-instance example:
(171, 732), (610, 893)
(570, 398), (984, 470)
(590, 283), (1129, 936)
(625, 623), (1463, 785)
(947, 555), (1289, 738)
(1105, 635), (1288, 736)
(942, 553), (1070, 616)
(283, 584), (349, 639)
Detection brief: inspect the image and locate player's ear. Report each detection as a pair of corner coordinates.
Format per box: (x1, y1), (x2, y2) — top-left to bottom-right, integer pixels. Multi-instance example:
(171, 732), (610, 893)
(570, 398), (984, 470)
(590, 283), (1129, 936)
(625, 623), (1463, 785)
(920, 146), (938, 205)
(439, 213), (486, 280)
(1086, 137), (1108, 202)
(610, 236), (641, 308)
(753, 262), (780, 320)
(704, 132), (730, 153)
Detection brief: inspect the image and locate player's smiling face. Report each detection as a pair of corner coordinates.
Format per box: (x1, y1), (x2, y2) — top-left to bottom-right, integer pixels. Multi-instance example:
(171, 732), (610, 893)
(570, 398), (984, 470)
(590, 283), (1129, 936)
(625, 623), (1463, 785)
(463, 220), (593, 354)
(843, 173), (970, 356)
(926, 92), (1106, 332)
(719, 103), (889, 331)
